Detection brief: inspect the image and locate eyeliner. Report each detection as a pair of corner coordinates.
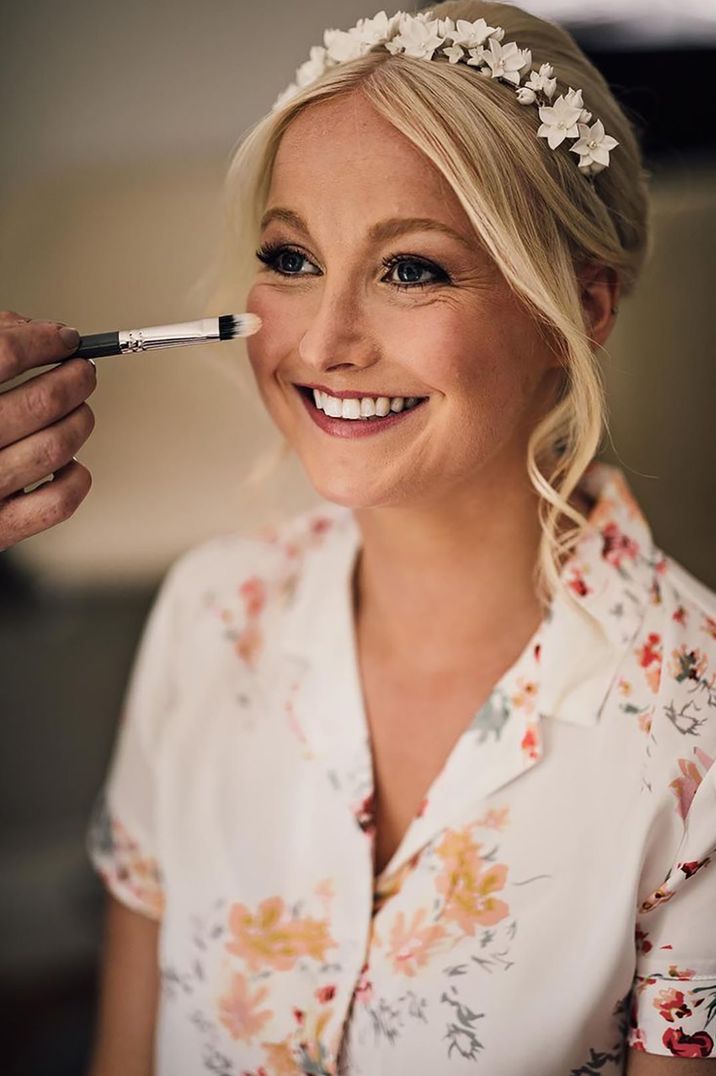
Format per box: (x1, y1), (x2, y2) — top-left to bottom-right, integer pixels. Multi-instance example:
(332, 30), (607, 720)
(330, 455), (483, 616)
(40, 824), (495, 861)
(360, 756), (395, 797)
(67, 313), (262, 360)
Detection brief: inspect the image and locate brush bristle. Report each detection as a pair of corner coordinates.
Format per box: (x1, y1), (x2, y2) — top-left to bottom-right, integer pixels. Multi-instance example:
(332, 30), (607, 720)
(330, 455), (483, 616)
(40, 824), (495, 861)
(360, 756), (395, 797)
(219, 313), (262, 340)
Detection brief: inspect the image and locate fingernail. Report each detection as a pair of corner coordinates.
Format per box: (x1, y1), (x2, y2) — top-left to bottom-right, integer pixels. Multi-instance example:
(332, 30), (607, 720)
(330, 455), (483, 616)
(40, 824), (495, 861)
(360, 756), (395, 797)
(59, 326), (80, 349)
(86, 357), (96, 369)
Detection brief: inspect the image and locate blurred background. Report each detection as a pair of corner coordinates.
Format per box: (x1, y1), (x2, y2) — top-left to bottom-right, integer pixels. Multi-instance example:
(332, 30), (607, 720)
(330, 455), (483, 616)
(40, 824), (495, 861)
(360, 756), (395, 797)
(1, 1), (715, 1072)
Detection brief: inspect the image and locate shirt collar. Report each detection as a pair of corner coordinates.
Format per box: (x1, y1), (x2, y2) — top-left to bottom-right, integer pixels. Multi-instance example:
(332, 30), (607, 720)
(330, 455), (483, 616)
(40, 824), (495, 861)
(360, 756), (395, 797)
(280, 462), (659, 730)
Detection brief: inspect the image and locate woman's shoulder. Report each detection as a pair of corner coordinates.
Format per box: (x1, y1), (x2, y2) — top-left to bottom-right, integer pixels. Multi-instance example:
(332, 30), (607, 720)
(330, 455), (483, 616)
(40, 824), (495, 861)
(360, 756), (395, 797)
(152, 500), (355, 646)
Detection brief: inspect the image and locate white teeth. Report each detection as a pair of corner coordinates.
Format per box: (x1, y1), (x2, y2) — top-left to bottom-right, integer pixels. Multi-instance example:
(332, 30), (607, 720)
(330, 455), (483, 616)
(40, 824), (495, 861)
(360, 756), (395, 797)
(309, 388), (425, 420)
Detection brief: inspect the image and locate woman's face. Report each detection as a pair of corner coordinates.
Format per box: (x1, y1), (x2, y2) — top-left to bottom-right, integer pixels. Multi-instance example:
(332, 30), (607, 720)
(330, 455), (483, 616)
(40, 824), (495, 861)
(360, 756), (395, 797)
(246, 91), (562, 510)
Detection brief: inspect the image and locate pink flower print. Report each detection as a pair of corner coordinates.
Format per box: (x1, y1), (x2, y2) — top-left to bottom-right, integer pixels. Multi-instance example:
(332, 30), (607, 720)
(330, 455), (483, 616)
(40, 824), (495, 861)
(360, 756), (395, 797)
(354, 791), (376, 836)
(520, 722), (540, 762)
(386, 908), (447, 977)
(315, 984), (336, 1003)
(475, 806), (510, 831)
(239, 576), (266, 619)
(673, 605), (688, 626)
(669, 749), (714, 820)
(309, 516), (334, 539)
(667, 964), (695, 980)
(703, 615), (716, 641)
(639, 885), (675, 913)
(636, 632), (662, 694)
(567, 568), (591, 598)
(218, 971), (273, 1042)
(679, 857), (711, 879)
(663, 1027), (715, 1058)
(654, 987), (692, 1023)
(668, 645), (708, 684)
(601, 520), (640, 570)
(354, 962), (373, 1006)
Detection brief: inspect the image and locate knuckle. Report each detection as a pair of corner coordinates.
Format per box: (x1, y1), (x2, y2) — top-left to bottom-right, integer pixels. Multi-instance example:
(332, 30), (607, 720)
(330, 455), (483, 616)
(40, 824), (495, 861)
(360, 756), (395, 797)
(24, 376), (53, 422)
(34, 430), (64, 474)
(0, 336), (22, 379)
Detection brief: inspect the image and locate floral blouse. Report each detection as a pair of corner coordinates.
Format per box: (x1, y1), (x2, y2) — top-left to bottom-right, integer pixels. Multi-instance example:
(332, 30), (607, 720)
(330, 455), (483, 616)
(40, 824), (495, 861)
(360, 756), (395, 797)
(87, 461), (716, 1075)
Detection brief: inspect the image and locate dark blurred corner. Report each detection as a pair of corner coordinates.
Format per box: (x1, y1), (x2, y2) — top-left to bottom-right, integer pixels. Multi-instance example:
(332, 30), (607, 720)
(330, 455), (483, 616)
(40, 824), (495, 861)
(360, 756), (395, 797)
(0, 1), (715, 1074)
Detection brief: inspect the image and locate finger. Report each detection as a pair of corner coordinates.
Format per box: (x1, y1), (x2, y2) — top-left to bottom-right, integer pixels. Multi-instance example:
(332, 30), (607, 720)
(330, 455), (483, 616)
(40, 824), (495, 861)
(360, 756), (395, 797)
(0, 458), (92, 550)
(0, 310), (33, 327)
(0, 356), (97, 451)
(0, 402), (95, 500)
(0, 316), (81, 381)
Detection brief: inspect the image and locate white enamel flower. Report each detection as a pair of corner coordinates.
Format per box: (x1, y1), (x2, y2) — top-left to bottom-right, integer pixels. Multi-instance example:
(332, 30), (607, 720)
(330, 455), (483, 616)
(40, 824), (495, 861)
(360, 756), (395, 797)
(384, 14), (444, 59)
(563, 86), (584, 110)
(537, 94), (583, 148)
(323, 27), (367, 63)
(570, 118), (619, 170)
(448, 17), (498, 49)
(516, 86), (537, 105)
(480, 38), (531, 86)
(272, 82), (299, 111)
(525, 62), (557, 99)
(295, 45), (328, 88)
(443, 42), (464, 64)
(353, 10), (401, 46)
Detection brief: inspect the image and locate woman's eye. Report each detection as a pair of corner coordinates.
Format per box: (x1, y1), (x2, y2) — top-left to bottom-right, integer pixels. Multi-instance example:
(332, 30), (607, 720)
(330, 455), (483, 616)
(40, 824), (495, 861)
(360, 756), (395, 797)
(255, 243), (450, 291)
(381, 256), (450, 290)
(255, 243), (319, 277)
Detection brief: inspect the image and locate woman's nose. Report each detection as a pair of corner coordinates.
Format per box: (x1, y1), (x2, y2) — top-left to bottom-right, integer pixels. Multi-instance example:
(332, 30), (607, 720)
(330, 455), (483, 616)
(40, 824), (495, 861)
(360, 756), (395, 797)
(297, 282), (379, 374)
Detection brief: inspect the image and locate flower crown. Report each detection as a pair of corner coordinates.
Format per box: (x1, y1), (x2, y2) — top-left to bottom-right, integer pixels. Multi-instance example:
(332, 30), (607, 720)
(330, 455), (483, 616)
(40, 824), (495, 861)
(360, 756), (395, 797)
(271, 9), (619, 178)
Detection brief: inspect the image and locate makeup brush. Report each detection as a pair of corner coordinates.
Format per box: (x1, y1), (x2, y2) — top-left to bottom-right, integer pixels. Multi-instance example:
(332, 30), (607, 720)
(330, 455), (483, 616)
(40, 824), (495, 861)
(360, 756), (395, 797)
(66, 313), (262, 360)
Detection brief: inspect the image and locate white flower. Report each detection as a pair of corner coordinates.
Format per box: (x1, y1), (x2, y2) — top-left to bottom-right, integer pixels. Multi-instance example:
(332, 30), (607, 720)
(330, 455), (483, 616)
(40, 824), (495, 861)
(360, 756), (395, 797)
(480, 38), (531, 86)
(537, 94), (583, 148)
(323, 27), (366, 63)
(295, 45), (328, 88)
(353, 10), (401, 46)
(436, 17), (456, 38)
(579, 108), (592, 124)
(563, 86), (584, 110)
(384, 14), (444, 59)
(516, 86), (537, 105)
(447, 17), (498, 49)
(272, 82), (299, 111)
(492, 27), (506, 42)
(443, 42), (464, 64)
(569, 118), (619, 169)
(524, 63), (557, 99)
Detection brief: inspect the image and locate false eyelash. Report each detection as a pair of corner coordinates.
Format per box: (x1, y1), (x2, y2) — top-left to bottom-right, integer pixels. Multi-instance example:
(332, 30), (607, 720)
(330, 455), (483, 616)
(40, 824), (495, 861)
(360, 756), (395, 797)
(255, 242), (451, 291)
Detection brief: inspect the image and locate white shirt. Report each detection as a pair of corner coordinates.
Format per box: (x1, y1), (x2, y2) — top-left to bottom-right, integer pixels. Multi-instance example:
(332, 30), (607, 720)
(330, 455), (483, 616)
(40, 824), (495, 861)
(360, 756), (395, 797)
(87, 461), (716, 1074)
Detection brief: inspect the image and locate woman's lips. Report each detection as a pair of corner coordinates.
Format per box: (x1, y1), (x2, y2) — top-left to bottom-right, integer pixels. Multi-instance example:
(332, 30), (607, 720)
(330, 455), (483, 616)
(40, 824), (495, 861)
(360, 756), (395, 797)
(294, 384), (429, 439)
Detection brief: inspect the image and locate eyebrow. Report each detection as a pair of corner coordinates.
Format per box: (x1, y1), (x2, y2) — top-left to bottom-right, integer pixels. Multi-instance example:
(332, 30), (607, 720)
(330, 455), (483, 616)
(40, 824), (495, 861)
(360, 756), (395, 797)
(259, 206), (476, 251)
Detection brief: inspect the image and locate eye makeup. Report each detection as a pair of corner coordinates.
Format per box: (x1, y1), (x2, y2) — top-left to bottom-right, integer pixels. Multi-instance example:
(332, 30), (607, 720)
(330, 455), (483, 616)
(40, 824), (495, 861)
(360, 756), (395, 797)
(255, 241), (452, 291)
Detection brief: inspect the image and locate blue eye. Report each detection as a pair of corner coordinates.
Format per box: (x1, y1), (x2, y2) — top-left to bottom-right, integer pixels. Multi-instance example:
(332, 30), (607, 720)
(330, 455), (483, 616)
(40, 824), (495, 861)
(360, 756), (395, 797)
(255, 243), (450, 290)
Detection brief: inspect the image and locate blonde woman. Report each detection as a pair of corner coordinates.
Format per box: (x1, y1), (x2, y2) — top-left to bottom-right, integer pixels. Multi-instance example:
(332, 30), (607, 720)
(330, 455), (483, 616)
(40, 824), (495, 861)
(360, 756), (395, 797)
(86, 3), (716, 1074)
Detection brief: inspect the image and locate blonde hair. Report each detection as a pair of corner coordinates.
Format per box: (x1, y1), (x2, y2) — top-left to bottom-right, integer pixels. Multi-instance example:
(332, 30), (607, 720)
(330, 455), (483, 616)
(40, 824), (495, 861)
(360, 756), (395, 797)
(204, 0), (652, 607)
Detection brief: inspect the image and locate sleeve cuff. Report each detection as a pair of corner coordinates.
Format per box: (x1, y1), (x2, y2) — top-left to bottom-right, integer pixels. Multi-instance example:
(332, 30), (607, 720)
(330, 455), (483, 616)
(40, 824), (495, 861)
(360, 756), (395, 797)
(86, 792), (165, 922)
(628, 973), (716, 1058)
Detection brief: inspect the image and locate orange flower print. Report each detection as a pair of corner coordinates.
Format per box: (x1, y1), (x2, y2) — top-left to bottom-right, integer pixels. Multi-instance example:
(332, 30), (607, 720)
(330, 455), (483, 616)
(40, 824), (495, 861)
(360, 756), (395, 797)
(218, 971), (272, 1042)
(702, 615), (716, 641)
(667, 964), (695, 980)
(260, 1040), (302, 1076)
(475, 806), (510, 831)
(669, 748), (714, 821)
(653, 987), (692, 1023)
(511, 678), (538, 714)
(668, 645), (708, 684)
(386, 908), (447, 977)
(435, 827), (510, 934)
(239, 576), (266, 619)
(636, 632), (662, 693)
(226, 896), (337, 972)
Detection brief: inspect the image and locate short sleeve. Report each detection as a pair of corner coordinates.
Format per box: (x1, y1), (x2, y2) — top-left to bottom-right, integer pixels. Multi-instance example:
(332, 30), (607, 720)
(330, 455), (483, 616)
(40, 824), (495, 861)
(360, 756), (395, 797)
(86, 554), (191, 921)
(628, 754), (716, 1058)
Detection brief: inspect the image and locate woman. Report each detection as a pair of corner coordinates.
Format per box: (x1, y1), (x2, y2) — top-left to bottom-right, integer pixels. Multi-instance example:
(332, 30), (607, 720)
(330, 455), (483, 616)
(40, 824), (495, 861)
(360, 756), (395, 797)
(86, 3), (716, 1074)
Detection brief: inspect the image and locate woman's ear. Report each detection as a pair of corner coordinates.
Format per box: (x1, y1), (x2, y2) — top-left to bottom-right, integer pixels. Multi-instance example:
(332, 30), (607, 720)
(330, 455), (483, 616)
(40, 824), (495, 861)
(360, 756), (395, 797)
(578, 262), (621, 347)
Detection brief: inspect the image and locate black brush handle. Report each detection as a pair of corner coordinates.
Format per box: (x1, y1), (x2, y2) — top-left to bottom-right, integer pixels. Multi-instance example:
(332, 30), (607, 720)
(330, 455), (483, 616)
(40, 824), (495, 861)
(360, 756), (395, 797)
(69, 332), (121, 360)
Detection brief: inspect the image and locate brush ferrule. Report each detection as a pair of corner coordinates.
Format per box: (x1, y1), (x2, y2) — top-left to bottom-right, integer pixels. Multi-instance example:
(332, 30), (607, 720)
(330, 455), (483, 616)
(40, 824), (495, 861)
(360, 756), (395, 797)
(118, 317), (220, 353)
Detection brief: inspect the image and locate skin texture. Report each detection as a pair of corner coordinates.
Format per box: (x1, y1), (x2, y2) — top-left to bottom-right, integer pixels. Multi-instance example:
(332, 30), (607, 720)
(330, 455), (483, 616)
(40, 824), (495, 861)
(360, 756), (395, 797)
(0, 310), (95, 549)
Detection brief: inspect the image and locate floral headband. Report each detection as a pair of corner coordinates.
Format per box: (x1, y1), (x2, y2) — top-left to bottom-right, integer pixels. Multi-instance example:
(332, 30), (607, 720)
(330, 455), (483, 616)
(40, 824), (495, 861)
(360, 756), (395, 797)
(271, 9), (619, 178)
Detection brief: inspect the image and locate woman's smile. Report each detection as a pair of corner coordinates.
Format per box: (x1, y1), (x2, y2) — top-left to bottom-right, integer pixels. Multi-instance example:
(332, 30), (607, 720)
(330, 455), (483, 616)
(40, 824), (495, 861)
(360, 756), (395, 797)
(293, 381), (430, 439)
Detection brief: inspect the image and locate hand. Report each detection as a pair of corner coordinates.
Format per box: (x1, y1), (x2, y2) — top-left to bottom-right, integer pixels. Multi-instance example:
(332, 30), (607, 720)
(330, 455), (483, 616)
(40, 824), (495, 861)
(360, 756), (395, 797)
(0, 310), (97, 551)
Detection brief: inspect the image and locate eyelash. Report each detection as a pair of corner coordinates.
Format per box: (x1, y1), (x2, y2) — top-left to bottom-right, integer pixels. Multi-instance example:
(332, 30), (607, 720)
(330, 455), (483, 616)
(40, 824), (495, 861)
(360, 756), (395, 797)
(254, 241), (451, 291)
